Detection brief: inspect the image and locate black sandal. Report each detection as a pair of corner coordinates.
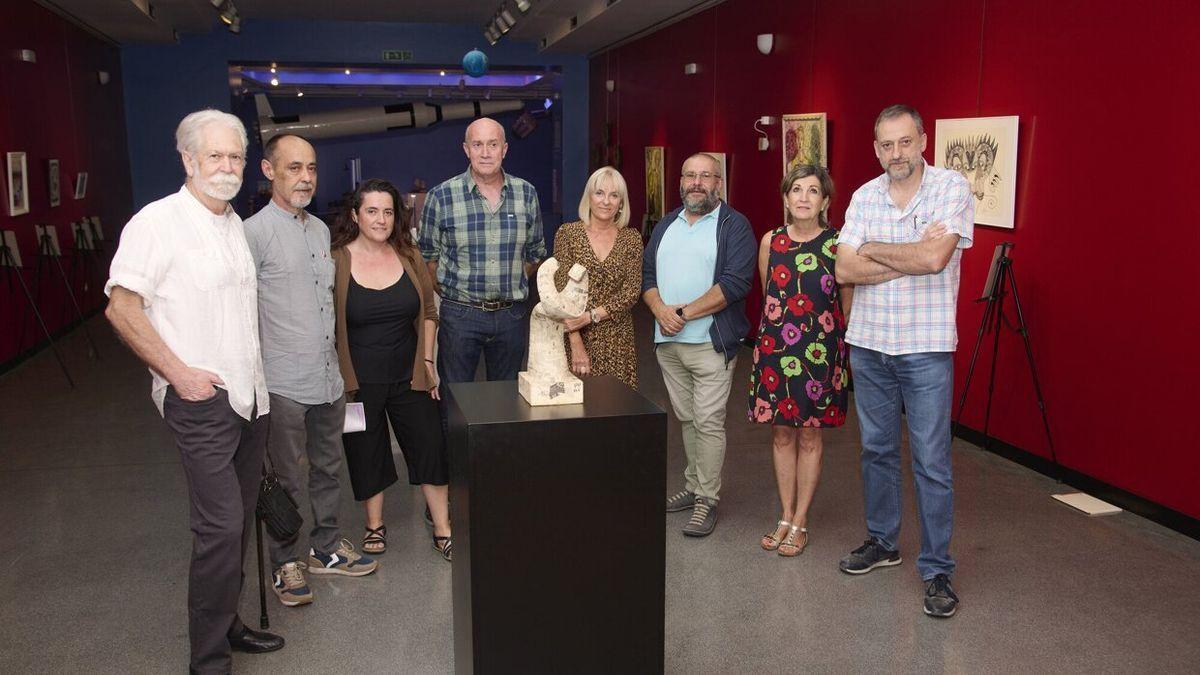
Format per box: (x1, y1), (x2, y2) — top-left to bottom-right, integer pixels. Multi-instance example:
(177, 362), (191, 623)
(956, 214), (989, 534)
(432, 535), (452, 562)
(363, 525), (387, 555)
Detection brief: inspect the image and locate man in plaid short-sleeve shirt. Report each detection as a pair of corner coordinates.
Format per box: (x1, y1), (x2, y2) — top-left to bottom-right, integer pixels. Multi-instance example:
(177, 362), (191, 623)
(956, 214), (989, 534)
(834, 105), (974, 619)
(419, 117), (546, 383)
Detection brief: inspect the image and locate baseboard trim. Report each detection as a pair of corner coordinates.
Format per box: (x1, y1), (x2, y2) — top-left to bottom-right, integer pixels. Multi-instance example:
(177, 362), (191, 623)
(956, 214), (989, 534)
(954, 424), (1200, 542)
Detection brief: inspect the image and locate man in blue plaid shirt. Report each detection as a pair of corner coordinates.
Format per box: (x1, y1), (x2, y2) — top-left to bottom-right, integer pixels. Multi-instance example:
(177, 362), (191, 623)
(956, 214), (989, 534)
(419, 117), (546, 383)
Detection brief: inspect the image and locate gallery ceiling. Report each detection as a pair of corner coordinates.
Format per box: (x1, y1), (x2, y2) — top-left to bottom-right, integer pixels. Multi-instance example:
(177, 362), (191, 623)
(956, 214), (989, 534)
(36, 0), (722, 54)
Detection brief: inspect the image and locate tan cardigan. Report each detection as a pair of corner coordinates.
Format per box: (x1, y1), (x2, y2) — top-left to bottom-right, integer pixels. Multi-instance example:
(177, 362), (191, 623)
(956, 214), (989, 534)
(332, 245), (439, 394)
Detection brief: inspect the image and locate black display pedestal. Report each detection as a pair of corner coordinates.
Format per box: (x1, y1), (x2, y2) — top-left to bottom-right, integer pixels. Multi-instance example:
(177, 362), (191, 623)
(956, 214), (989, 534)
(444, 376), (667, 675)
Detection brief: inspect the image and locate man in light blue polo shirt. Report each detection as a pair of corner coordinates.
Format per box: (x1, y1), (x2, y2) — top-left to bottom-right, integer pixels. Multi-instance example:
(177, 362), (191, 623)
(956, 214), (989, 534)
(643, 153), (756, 537)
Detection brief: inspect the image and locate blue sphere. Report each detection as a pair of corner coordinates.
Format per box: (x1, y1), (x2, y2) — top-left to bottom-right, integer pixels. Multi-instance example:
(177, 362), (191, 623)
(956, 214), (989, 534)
(462, 49), (489, 78)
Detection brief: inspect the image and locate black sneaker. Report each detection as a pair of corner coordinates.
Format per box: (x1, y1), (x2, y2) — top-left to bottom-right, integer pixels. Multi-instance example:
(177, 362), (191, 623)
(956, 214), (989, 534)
(838, 538), (902, 574)
(923, 574), (958, 618)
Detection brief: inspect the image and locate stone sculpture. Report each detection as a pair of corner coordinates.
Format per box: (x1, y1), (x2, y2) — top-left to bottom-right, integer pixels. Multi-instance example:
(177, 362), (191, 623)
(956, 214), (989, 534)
(519, 257), (588, 406)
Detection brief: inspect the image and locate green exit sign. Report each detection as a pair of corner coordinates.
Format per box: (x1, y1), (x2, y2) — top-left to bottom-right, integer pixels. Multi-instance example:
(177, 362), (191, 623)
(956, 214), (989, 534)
(382, 50), (414, 62)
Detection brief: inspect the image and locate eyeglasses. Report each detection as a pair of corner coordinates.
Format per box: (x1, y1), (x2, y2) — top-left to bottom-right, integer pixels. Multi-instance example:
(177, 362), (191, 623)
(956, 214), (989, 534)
(682, 171), (722, 182)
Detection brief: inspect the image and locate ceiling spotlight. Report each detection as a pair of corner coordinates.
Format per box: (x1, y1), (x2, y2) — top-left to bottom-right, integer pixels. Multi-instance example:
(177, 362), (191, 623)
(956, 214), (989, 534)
(296, 91), (303, 97)
(494, 14), (512, 34)
(515, 0), (531, 12)
(228, 16), (241, 34)
(344, 68), (351, 75)
(270, 77), (279, 86)
(500, 9), (517, 26)
(439, 70), (446, 76)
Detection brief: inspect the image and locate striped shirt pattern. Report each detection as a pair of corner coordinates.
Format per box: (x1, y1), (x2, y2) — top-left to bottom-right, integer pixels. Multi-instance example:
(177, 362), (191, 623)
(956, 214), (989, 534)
(418, 169), (546, 303)
(838, 162), (974, 355)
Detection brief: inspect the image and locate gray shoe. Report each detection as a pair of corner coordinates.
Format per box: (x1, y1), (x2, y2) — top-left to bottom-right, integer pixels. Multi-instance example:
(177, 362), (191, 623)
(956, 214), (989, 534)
(923, 573), (959, 618)
(665, 489), (697, 513)
(682, 497), (718, 537)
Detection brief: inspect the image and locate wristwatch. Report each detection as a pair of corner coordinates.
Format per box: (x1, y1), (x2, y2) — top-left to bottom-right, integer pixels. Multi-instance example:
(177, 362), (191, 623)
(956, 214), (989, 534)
(675, 305), (686, 319)
(589, 309), (598, 324)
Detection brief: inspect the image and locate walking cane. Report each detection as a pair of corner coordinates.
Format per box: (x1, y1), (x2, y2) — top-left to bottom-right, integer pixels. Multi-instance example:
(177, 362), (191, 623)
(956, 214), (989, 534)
(256, 516), (270, 629)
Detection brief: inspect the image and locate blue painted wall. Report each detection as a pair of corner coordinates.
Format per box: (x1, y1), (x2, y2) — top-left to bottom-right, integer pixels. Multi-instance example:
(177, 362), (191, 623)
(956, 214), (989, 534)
(121, 18), (586, 232)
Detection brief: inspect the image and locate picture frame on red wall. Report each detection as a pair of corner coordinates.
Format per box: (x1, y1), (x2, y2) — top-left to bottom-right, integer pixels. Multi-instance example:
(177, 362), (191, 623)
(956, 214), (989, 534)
(934, 116), (1020, 229)
(74, 172), (88, 200)
(6, 152), (30, 216)
(48, 159), (60, 208)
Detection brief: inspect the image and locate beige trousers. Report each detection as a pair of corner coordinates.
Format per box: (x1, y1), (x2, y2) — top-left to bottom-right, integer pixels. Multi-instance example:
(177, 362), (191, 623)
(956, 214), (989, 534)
(655, 342), (737, 500)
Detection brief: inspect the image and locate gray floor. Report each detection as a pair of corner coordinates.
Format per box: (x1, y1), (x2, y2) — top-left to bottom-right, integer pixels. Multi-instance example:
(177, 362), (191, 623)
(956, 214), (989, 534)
(2, 309), (1199, 674)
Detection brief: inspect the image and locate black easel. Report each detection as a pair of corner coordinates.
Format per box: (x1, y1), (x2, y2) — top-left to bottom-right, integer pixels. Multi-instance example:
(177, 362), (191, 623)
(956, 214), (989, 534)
(954, 242), (1056, 469)
(33, 225), (101, 360)
(0, 234), (74, 386)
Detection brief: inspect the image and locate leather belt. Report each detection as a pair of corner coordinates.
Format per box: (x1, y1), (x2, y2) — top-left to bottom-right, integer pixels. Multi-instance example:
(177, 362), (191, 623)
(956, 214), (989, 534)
(444, 297), (515, 312)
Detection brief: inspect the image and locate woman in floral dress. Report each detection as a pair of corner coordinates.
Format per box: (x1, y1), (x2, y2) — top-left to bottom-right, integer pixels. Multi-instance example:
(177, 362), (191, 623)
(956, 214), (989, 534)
(748, 165), (852, 556)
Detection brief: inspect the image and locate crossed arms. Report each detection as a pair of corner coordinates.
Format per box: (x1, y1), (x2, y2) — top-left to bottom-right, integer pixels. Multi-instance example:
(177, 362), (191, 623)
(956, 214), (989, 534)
(835, 223), (960, 286)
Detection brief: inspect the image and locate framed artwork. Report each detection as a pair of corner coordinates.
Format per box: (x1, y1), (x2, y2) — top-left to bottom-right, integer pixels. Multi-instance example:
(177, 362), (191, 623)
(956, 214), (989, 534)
(782, 113), (827, 172)
(48, 159), (61, 207)
(934, 116), (1020, 229)
(6, 152), (29, 216)
(645, 146), (665, 221)
(703, 151), (728, 202)
(74, 172), (88, 200)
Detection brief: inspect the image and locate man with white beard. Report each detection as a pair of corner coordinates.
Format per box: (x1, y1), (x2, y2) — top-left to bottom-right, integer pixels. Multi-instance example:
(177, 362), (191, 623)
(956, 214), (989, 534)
(106, 109), (284, 672)
(243, 134), (377, 609)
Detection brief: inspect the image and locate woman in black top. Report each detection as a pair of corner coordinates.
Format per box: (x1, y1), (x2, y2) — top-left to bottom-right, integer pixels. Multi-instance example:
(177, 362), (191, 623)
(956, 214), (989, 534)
(332, 179), (451, 561)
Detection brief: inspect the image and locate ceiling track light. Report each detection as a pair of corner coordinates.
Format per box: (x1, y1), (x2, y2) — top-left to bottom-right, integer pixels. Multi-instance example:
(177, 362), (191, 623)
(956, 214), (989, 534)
(515, 0), (531, 12)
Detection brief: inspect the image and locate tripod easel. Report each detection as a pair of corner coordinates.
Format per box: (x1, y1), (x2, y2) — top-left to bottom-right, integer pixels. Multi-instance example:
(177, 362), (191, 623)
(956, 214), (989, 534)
(953, 242), (1056, 469)
(0, 231), (74, 386)
(31, 225), (101, 360)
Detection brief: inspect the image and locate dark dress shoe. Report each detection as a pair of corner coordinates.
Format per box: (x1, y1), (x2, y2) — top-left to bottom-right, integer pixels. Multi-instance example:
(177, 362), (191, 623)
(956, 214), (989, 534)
(228, 626), (285, 654)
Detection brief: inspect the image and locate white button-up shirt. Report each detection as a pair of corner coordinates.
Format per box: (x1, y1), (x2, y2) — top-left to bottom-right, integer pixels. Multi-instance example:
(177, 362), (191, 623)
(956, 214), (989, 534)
(105, 185), (269, 420)
(838, 162), (974, 355)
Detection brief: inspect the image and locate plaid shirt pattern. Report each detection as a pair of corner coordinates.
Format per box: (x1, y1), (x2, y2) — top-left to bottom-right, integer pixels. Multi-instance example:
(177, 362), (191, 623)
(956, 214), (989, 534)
(838, 162), (974, 355)
(418, 169), (546, 303)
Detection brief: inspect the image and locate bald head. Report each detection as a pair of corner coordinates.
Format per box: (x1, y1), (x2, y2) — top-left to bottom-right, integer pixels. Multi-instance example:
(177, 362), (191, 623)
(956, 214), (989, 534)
(463, 117), (508, 180)
(465, 117), (506, 144)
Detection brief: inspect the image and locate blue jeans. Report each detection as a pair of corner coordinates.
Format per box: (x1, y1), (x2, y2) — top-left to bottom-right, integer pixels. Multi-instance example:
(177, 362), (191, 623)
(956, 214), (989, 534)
(437, 299), (529, 383)
(849, 346), (955, 579)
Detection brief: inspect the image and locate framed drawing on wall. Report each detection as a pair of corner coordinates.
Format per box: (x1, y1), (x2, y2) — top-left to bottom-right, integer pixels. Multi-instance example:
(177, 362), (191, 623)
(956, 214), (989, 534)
(703, 151), (728, 202)
(645, 146), (665, 222)
(6, 152), (29, 216)
(48, 159), (61, 207)
(934, 116), (1019, 229)
(782, 113), (827, 171)
(74, 172), (89, 200)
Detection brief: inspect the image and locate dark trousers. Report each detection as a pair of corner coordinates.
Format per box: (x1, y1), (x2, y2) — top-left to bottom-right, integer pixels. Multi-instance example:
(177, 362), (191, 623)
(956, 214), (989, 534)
(343, 383), (447, 500)
(163, 387), (267, 675)
(437, 299), (529, 383)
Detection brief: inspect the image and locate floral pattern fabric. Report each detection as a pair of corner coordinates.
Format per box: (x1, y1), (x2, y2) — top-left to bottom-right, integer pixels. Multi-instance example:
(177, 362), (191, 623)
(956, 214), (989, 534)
(748, 226), (849, 427)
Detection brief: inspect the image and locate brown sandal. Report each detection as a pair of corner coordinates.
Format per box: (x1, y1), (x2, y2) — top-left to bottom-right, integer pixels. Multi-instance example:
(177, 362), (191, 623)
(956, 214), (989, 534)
(363, 525), (387, 555)
(778, 525), (809, 557)
(761, 520), (792, 551)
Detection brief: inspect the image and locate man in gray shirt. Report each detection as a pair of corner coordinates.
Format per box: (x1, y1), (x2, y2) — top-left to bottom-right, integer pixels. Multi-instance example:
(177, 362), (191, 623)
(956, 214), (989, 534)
(243, 134), (377, 608)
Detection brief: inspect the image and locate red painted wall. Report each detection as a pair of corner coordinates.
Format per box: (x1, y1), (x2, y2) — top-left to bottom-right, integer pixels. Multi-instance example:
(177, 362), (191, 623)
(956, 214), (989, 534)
(592, 0), (1200, 518)
(0, 1), (132, 365)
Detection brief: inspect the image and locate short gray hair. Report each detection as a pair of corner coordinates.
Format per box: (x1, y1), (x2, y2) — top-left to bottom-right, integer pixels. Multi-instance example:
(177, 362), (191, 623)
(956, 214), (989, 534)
(175, 109), (248, 156)
(874, 104), (925, 138)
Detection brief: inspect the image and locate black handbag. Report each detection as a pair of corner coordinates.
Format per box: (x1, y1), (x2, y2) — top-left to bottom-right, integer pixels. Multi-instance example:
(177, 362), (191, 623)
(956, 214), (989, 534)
(256, 451), (302, 543)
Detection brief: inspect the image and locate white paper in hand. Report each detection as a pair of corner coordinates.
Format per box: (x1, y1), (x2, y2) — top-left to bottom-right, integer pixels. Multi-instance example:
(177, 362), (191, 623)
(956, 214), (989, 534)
(344, 401), (366, 433)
